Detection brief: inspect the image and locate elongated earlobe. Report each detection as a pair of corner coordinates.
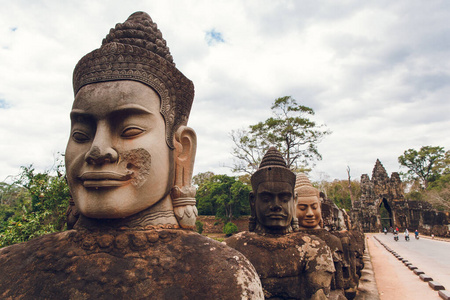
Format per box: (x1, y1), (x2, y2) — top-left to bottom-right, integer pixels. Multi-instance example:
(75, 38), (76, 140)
(249, 192), (256, 232)
(171, 126), (197, 229)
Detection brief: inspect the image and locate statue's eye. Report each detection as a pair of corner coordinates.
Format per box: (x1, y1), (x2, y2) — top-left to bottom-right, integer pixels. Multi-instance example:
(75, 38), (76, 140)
(72, 131), (90, 143)
(280, 194), (291, 202)
(260, 194), (272, 202)
(122, 127), (145, 138)
(298, 205), (307, 211)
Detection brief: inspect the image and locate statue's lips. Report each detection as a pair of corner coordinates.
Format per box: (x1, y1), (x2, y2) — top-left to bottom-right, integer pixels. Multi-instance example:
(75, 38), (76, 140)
(79, 171), (133, 188)
(303, 219), (316, 223)
(266, 213), (287, 219)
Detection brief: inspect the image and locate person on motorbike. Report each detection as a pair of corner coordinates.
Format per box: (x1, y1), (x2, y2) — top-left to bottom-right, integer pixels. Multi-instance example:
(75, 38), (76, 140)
(394, 229), (399, 241)
(405, 229), (410, 241)
(414, 229), (419, 239)
(383, 228), (387, 234)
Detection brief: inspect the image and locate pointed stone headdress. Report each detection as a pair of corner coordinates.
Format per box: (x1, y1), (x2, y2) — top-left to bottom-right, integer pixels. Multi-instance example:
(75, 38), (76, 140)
(73, 12), (194, 149)
(295, 173), (320, 197)
(251, 147), (296, 191)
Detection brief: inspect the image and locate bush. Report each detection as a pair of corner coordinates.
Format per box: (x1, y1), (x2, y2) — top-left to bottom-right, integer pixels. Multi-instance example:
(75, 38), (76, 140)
(195, 221), (203, 234)
(223, 222), (238, 236)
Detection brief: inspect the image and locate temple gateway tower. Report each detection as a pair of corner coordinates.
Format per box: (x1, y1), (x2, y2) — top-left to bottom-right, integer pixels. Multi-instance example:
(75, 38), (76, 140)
(351, 159), (449, 235)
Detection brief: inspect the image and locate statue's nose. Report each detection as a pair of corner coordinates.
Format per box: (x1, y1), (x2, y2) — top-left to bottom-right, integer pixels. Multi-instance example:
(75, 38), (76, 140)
(85, 126), (118, 165)
(270, 196), (283, 211)
(85, 146), (118, 165)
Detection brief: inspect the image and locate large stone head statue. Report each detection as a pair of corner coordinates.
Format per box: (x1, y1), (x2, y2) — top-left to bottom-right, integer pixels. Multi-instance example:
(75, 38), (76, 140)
(249, 147), (298, 234)
(65, 12), (197, 229)
(295, 173), (322, 230)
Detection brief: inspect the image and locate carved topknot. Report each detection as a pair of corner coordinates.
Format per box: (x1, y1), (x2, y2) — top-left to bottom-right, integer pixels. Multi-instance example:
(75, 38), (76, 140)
(73, 11), (194, 149)
(259, 147), (288, 169)
(251, 147), (295, 191)
(294, 172), (312, 190)
(103, 12), (174, 64)
(295, 173), (319, 197)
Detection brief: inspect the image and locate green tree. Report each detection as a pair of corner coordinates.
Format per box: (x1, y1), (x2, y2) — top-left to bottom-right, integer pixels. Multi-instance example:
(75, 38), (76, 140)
(230, 96), (331, 174)
(196, 174), (251, 222)
(398, 146), (446, 189)
(316, 179), (361, 211)
(0, 162), (70, 248)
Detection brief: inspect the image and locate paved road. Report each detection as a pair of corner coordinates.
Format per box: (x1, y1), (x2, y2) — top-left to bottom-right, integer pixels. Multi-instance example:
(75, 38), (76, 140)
(363, 234), (441, 300)
(374, 233), (450, 288)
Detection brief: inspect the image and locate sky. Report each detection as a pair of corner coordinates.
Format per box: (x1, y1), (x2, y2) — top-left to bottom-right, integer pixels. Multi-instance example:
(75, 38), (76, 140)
(1, 0), (449, 184)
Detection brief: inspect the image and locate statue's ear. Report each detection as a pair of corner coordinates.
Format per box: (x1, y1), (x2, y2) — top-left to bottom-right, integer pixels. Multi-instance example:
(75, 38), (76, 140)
(249, 192), (256, 210)
(171, 126), (197, 229)
(173, 126), (197, 188)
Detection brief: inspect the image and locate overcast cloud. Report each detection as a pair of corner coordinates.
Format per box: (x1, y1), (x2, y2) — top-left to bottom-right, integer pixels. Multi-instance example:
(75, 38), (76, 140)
(1, 0), (449, 183)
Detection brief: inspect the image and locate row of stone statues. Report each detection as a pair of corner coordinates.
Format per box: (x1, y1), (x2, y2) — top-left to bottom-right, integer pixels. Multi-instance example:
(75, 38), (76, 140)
(225, 147), (364, 300)
(0, 12), (364, 299)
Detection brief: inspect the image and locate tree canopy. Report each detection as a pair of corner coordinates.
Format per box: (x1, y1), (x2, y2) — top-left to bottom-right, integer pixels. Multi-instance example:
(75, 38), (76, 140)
(0, 163), (70, 247)
(398, 146), (446, 189)
(230, 96), (331, 174)
(195, 173), (251, 222)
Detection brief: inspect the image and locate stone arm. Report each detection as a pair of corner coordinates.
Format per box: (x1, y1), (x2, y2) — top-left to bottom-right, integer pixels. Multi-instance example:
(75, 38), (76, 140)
(302, 240), (335, 299)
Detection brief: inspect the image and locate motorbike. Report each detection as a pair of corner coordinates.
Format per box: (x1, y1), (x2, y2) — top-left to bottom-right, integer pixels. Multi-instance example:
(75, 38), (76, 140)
(384, 229), (387, 235)
(405, 235), (410, 241)
(415, 235), (419, 240)
(394, 234), (399, 241)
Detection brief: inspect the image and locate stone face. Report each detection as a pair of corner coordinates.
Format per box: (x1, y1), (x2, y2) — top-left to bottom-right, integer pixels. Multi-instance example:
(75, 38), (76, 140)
(0, 11), (265, 299)
(249, 147), (297, 235)
(225, 231), (335, 299)
(0, 229), (263, 299)
(351, 159), (450, 236)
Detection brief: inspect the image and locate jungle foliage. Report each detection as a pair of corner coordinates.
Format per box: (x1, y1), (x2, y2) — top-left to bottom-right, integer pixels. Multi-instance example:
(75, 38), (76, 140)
(0, 163), (70, 248)
(314, 179), (361, 211)
(399, 147), (450, 211)
(194, 173), (251, 222)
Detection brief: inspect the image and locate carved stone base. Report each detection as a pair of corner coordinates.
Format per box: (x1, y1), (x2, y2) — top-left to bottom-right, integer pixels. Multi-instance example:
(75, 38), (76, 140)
(0, 229), (263, 299)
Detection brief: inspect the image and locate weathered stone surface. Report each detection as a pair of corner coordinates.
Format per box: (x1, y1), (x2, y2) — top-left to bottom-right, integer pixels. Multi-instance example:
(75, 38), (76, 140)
(0, 229), (263, 299)
(331, 230), (365, 300)
(301, 229), (345, 292)
(429, 281), (445, 290)
(225, 231), (335, 299)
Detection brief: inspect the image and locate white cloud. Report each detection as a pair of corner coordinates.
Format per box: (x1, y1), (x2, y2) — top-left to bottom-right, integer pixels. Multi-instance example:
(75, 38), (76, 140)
(0, 0), (449, 184)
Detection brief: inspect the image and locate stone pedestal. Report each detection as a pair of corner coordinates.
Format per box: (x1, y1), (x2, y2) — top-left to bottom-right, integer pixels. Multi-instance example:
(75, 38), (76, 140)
(0, 229), (263, 299)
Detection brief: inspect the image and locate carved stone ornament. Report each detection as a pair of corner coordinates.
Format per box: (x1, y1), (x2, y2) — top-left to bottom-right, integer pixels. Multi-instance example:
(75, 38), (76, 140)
(73, 11), (194, 150)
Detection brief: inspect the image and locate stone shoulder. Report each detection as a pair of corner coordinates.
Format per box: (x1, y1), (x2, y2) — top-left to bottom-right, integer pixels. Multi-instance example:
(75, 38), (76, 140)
(0, 229), (263, 299)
